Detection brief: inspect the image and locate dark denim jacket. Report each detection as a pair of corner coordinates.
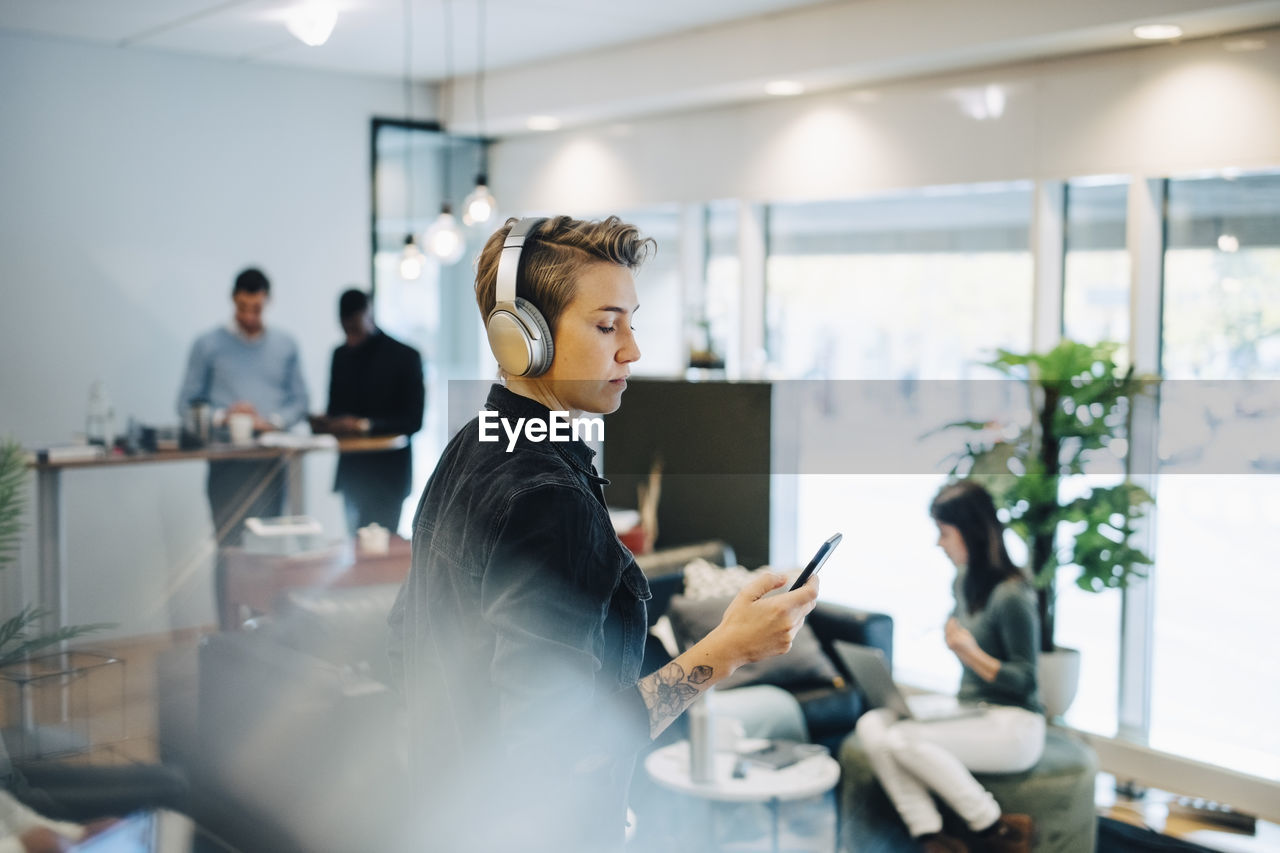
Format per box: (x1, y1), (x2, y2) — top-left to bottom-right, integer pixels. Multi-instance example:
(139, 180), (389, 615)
(388, 384), (652, 852)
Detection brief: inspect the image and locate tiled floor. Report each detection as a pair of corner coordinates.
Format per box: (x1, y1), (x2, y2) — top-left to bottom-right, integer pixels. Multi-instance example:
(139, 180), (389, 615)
(0, 629), (206, 767)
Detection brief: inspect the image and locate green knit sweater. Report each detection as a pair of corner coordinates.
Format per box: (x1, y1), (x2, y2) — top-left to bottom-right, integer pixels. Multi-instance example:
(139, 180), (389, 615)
(952, 572), (1043, 713)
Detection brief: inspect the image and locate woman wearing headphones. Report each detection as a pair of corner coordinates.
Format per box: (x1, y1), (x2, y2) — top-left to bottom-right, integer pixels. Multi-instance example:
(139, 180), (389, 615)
(388, 215), (819, 853)
(855, 480), (1043, 853)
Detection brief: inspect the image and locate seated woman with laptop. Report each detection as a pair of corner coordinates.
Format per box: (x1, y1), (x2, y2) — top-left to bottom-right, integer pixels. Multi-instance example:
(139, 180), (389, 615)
(853, 480), (1043, 853)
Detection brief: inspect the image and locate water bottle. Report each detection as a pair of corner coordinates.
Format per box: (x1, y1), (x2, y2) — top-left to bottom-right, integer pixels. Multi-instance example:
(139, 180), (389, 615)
(688, 690), (716, 784)
(86, 381), (116, 448)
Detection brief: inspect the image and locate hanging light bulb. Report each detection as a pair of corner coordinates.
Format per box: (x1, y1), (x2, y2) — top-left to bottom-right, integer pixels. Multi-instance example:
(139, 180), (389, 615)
(400, 235), (425, 280)
(285, 1), (338, 47)
(463, 174), (497, 226)
(424, 204), (465, 265)
(465, 3), (497, 227)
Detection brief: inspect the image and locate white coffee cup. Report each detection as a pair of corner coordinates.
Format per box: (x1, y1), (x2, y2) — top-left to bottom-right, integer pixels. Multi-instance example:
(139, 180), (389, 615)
(228, 412), (255, 447)
(357, 523), (391, 554)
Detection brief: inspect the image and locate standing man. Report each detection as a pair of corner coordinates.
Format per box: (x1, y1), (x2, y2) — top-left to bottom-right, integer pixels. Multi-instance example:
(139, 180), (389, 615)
(322, 289), (424, 535)
(177, 267), (309, 624)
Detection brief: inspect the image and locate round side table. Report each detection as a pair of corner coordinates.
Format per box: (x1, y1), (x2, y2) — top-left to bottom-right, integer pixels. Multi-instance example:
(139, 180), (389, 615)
(644, 739), (840, 852)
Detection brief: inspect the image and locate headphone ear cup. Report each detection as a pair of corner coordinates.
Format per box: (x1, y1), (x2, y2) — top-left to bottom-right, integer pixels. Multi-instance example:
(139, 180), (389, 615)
(513, 297), (554, 376)
(485, 298), (555, 377)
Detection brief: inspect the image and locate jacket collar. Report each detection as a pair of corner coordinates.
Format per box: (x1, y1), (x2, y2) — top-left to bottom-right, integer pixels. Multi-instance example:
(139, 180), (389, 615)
(483, 384), (603, 480)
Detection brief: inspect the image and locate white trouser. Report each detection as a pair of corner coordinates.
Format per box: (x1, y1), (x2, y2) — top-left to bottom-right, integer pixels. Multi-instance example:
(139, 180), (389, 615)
(854, 705), (1046, 838)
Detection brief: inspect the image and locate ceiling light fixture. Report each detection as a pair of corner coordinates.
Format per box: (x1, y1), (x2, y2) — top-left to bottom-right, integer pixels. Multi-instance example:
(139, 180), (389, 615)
(400, 235), (425, 279)
(526, 115), (562, 132)
(398, 0), (422, 280)
(285, 0), (338, 47)
(952, 84), (1007, 121)
(463, 0), (497, 226)
(423, 0), (464, 264)
(1133, 24), (1183, 41)
(765, 80), (804, 97)
(425, 205), (466, 264)
(463, 170), (497, 226)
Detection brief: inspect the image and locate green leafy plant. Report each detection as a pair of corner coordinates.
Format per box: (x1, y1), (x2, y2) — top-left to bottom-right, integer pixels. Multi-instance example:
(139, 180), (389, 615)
(0, 439), (111, 667)
(942, 340), (1155, 653)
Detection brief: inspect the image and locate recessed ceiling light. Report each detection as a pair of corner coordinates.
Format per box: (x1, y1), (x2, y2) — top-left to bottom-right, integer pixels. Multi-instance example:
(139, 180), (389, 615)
(284, 1), (338, 47)
(1133, 24), (1183, 41)
(526, 115), (562, 132)
(765, 80), (804, 97)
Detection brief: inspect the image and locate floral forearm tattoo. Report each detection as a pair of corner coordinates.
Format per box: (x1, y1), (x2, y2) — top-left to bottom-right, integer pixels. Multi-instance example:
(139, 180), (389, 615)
(638, 661), (713, 738)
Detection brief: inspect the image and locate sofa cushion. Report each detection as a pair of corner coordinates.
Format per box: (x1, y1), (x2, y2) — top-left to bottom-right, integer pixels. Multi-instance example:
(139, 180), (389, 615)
(665, 593), (841, 690)
(682, 558), (761, 600)
(272, 584), (401, 682)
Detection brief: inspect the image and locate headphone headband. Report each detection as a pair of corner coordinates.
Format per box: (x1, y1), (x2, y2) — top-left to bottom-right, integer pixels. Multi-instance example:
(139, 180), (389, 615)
(495, 217), (548, 307)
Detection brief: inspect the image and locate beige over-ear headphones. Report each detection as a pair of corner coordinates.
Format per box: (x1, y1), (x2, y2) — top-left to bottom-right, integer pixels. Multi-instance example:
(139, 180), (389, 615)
(485, 217), (554, 377)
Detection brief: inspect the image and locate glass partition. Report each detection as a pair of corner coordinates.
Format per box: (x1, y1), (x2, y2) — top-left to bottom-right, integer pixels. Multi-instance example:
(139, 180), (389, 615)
(370, 119), (481, 535)
(1152, 169), (1280, 780)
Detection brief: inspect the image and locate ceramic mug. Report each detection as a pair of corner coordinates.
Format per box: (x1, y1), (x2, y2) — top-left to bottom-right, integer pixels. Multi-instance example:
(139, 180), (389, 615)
(228, 412), (256, 447)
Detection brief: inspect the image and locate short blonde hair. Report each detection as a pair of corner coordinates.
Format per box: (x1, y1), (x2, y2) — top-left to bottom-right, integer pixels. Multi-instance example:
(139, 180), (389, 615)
(474, 215), (655, 333)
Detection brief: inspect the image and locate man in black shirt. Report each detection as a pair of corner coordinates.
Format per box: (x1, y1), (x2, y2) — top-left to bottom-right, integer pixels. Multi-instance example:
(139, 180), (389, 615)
(322, 289), (425, 534)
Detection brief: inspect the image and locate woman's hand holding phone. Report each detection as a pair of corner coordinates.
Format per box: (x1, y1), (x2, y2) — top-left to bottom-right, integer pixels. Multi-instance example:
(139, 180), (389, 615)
(706, 571), (820, 669)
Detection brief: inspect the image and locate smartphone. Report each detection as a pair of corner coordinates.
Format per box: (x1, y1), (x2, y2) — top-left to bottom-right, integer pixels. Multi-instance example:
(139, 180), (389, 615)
(789, 532), (843, 591)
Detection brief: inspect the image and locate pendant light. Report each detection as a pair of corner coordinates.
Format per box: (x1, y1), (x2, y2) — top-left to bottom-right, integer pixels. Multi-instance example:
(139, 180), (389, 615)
(462, 0), (497, 226)
(423, 0), (465, 265)
(399, 0), (423, 280)
(399, 235), (425, 279)
(424, 205), (466, 264)
(463, 155), (497, 226)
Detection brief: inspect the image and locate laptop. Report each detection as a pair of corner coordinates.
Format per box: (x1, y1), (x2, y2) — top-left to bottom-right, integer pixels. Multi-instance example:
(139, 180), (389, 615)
(833, 641), (985, 724)
(69, 810), (193, 853)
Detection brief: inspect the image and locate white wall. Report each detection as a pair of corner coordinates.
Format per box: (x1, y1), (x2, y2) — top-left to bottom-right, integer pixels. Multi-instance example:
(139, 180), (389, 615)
(0, 33), (426, 636)
(491, 30), (1280, 213)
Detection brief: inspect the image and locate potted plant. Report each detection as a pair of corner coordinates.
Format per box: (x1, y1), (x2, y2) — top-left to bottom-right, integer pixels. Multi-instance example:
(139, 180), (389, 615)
(941, 340), (1154, 718)
(0, 438), (109, 667)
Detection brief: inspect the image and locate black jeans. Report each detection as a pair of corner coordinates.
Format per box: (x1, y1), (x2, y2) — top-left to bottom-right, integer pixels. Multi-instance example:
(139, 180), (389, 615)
(206, 459), (286, 627)
(342, 492), (404, 536)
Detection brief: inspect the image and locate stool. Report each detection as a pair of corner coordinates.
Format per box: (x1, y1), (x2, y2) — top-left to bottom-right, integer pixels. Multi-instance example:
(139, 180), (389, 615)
(838, 726), (1098, 853)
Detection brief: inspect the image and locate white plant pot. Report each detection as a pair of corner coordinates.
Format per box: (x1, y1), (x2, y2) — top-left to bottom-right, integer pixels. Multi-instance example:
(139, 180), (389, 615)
(1038, 646), (1081, 720)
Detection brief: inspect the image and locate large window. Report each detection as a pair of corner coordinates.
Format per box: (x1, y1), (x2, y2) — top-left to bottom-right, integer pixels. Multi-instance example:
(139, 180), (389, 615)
(765, 182), (1034, 690)
(700, 200), (741, 374)
(766, 182), (1034, 381)
(1063, 177), (1131, 360)
(1056, 177), (1131, 736)
(1152, 170), (1280, 780)
(616, 205), (684, 377)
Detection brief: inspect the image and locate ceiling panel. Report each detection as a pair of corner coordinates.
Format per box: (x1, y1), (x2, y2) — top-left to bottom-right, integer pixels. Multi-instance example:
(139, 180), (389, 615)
(0, 0), (839, 79)
(0, 0), (240, 44)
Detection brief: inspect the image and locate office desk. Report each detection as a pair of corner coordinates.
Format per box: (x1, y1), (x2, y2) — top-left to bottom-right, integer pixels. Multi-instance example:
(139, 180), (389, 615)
(222, 534), (411, 629)
(28, 436), (407, 633)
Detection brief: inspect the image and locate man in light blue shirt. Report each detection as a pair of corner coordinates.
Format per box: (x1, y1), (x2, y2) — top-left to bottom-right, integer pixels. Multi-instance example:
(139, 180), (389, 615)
(177, 267), (309, 626)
